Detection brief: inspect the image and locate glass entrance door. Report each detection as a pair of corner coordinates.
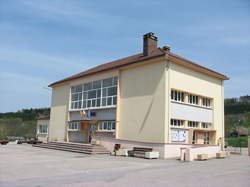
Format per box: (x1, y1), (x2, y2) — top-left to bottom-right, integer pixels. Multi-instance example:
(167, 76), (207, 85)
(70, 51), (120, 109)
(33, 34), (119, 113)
(204, 132), (210, 144)
(88, 123), (96, 143)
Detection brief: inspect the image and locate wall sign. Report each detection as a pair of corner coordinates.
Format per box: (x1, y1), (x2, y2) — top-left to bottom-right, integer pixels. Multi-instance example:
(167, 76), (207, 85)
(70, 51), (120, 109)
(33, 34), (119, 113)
(171, 129), (187, 143)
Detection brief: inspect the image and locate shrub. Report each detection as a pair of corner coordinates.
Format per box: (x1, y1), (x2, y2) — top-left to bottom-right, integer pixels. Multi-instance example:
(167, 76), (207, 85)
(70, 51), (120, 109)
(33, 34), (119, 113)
(225, 136), (248, 147)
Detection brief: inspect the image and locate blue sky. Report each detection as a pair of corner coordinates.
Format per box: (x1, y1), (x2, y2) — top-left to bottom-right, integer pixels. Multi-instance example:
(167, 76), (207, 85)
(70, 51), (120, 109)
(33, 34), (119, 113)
(0, 0), (249, 112)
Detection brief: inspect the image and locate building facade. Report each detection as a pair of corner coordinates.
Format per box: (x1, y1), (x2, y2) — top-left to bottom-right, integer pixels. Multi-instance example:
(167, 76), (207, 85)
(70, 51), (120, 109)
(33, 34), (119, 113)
(48, 33), (228, 158)
(37, 116), (50, 142)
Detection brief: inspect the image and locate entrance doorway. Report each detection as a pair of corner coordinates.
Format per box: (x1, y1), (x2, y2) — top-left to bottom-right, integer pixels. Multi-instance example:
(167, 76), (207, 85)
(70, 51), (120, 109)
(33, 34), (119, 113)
(80, 121), (98, 143)
(204, 132), (210, 144)
(88, 123), (96, 143)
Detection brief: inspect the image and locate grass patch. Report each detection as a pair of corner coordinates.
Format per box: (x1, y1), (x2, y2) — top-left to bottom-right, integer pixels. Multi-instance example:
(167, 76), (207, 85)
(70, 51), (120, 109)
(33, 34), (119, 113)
(225, 136), (248, 147)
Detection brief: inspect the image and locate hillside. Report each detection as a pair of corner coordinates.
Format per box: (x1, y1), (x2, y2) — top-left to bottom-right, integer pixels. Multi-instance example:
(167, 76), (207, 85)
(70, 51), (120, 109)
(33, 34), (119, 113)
(0, 108), (50, 139)
(224, 95), (250, 137)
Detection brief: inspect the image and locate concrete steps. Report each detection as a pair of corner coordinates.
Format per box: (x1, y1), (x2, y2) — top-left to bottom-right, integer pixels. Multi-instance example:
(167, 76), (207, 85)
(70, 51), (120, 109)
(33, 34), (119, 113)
(33, 141), (110, 154)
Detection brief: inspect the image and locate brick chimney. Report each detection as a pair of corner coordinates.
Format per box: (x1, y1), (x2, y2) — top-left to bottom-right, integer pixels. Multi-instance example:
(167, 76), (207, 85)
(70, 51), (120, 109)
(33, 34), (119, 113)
(143, 32), (158, 56)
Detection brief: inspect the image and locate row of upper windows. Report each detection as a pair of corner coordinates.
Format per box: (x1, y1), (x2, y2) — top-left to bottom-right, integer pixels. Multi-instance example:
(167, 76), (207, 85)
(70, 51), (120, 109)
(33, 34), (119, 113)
(71, 77), (118, 93)
(170, 118), (211, 129)
(70, 77), (118, 110)
(171, 90), (212, 108)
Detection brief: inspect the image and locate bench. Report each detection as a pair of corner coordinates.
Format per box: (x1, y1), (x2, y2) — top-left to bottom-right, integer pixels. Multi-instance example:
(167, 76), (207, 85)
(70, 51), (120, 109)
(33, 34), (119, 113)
(17, 140), (42, 144)
(0, 140), (9, 145)
(130, 147), (153, 158)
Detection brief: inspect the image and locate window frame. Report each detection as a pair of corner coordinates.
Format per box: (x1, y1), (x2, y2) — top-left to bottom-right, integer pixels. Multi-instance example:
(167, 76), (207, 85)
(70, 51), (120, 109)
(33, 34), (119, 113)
(98, 121), (116, 132)
(170, 119), (184, 127)
(202, 97), (211, 108)
(188, 121), (199, 128)
(68, 122), (80, 131)
(171, 90), (184, 102)
(38, 124), (48, 134)
(202, 122), (211, 129)
(70, 76), (118, 110)
(188, 94), (199, 105)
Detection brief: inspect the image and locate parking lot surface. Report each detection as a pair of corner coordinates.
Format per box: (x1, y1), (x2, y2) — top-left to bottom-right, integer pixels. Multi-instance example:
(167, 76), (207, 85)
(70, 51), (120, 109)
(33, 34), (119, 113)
(0, 144), (250, 187)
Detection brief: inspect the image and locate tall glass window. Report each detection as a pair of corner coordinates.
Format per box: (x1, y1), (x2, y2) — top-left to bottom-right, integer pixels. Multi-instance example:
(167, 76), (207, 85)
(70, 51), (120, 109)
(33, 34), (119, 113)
(70, 76), (118, 110)
(38, 124), (48, 134)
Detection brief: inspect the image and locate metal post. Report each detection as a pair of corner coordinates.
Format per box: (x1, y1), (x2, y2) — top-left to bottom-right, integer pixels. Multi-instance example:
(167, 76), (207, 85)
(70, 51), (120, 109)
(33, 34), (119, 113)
(248, 136), (250, 156)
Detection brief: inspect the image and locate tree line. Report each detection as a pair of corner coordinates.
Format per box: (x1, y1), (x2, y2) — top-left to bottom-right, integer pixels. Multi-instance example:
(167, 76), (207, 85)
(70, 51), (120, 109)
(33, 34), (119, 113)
(0, 108), (50, 140)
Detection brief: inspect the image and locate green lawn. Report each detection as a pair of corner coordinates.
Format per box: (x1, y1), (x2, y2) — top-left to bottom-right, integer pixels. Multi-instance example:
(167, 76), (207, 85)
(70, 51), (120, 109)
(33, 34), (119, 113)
(225, 136), (249, 147)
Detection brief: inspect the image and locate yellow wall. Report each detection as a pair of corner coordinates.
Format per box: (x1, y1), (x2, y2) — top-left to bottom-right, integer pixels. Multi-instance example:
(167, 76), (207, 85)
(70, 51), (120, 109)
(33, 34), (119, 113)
(49, 70), (118, 141)
(117, 60), (167, 143)
(168, 62), (224, 144)
(48, 58), (225, 146)
(49, 85), (70, 141)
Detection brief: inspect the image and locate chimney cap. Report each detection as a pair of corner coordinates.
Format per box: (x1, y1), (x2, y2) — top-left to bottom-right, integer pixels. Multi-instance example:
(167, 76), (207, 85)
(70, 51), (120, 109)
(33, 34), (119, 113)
(162, 45), (171, 51)
(143, 32), (158, 41)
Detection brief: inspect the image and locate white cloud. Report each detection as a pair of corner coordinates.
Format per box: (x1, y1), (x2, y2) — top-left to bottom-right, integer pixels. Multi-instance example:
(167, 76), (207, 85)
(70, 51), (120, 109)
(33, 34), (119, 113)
(220, 37), (250, 45)
(0, 71), (49, 91)
(17, 0), (117, 28)
(180, 21), (250, 46)
(0, 46), (96, 74)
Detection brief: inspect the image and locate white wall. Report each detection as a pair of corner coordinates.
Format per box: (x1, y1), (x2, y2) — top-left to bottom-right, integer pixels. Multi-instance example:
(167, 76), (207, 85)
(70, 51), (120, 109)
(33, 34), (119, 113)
(171, 102), (213, 122)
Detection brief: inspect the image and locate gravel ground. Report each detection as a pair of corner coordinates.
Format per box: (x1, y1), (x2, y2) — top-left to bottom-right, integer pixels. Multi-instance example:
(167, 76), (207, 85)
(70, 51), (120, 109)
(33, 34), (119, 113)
(0, 144), (250, 187)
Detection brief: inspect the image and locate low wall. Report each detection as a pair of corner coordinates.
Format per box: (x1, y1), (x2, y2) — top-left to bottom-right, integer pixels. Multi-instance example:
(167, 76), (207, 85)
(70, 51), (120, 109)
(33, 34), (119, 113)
(37, 134), (48, 142)
(94, 136), (218, 159)
(164, 144), (192, 158)
(94, 136), (166, 158)
(187, 146), (220, 161)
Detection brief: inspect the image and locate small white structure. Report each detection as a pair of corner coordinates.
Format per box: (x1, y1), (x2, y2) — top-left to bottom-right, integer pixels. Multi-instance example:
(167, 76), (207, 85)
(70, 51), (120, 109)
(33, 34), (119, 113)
(36, 116), (50, 142)
(145, 152), (159, 159)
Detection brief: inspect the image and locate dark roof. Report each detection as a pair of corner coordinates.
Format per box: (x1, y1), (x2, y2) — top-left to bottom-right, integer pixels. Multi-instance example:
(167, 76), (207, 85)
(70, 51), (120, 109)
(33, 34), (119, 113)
(49, 48), (228, 87)
(37, 116), (50, 120)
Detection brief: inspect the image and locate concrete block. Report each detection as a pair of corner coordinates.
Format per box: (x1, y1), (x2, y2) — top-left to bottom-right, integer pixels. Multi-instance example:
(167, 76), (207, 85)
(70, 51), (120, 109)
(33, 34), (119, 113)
(120, 149), (128, 157)
(180, 148), (187, 161)
(110, 151), (115, 156)
(185, 148), (194, 162)
(216, 152), (227, 159)
(91, 140), (100, 145)
(115, 150), (123, 156)
(197, 154), (208, 160)
(145, 152), (159, 159)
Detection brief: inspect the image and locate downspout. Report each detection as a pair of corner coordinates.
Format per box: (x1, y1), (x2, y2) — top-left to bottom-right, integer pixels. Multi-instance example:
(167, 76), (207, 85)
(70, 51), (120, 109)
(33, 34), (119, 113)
(221, 80), (225, 151)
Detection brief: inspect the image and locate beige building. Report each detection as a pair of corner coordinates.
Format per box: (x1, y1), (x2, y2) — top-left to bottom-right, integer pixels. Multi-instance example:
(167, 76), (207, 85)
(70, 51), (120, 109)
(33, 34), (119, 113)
(36, 116), (50, 142)
(48, 33), (229, 158)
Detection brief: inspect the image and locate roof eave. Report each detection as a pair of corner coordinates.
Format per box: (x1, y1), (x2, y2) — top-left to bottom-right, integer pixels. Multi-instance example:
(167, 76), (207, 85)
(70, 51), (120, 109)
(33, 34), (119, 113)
(169, 53), (229, 81)
(48, 53), (166, 88)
